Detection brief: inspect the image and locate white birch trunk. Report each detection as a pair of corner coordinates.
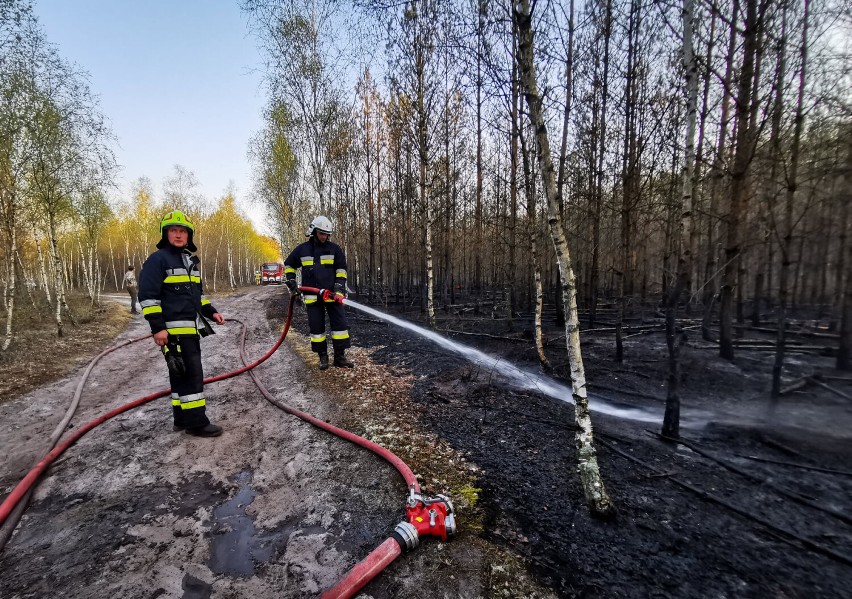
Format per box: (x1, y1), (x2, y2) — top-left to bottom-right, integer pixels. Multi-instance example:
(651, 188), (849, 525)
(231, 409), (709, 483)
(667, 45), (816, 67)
(513, 0), (614, 517)
(77, 239), (91, 300)
(662, 0), (699, 438)
(49, 214), (64, 337)
(48, 213), (77, 334)
(227, 238), (235, 288)
(109, 236), (118, 290)
(2, 224), (16, 351)
(36, 235), (52, 306)
(16, 250), (36, 308)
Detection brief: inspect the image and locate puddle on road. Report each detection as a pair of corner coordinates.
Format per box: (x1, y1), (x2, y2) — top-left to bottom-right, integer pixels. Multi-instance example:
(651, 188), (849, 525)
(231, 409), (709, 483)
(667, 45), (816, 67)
(208, 470), (274, 577)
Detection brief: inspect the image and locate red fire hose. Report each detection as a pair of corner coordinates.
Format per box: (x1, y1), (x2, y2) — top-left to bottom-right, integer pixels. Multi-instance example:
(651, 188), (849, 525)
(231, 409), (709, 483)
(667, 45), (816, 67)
(0, 288), (456, 597)
(0, 300), (295, 528)
(291, 287), (457, 598)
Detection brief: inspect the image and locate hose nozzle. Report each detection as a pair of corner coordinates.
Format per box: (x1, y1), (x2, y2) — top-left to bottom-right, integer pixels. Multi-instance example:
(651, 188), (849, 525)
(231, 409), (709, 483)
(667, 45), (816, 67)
(319, 288), (345, 304)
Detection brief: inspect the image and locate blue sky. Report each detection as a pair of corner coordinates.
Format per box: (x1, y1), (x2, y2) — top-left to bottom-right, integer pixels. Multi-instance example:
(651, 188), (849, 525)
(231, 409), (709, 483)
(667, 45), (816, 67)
(34, 0), (267, 226)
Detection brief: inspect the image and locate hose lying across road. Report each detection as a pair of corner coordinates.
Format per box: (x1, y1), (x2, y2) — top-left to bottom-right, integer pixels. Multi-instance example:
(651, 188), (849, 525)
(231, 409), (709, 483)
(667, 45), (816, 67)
(0, 301), (291, 534)
(0, 333), (153, 551)
(0, 292), (440, 597)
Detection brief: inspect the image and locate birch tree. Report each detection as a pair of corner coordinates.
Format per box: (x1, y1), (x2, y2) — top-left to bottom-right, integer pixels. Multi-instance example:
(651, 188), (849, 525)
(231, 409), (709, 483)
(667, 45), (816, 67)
(388, 1), (443, 329)
(662, 0), (699, 439)
(0, 0), (39, 349)
(513, 0), (614, 518)
(243, 0), (348, 211)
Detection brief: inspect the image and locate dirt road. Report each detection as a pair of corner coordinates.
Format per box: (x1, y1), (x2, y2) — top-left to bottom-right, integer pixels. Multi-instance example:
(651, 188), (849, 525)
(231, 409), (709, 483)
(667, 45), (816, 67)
(0, 288), (490, 598)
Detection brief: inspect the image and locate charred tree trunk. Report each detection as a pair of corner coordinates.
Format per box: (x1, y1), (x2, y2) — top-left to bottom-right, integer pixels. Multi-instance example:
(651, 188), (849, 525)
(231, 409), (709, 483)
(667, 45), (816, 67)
(772, 0), (809, 397)
(703, 0), (740, 343)
(589, 0), (613, 331)
(720, 0), (758, 360)
(617, 0), (640, 363)
(836, 138), (852, 367)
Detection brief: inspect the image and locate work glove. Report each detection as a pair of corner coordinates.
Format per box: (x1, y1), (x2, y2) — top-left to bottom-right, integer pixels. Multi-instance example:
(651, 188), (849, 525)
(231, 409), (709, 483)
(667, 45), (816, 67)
(285, 279), (298, 294)
(162, 342), (185, 377)
(333, 281), (347, 298)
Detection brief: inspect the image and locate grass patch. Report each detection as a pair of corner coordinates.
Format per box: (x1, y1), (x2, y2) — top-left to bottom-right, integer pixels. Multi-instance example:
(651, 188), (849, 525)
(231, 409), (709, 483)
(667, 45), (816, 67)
(0, 293), (132, 406)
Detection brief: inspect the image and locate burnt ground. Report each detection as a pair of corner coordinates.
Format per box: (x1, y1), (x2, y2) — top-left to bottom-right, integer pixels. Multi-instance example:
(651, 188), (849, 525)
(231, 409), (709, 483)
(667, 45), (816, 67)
(298, 294), (852, 598)
(0, 286), (850, 598)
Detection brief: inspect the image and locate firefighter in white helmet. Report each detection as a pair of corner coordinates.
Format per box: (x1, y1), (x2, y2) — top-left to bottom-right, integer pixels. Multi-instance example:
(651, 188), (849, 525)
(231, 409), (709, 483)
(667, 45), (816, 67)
(284, 215), (354, 370)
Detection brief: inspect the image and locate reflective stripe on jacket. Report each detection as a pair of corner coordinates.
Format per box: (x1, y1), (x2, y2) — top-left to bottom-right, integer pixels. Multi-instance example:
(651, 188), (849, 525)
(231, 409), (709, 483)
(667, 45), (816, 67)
(138, 246), (217, 335)
(284, 238), (347, 292)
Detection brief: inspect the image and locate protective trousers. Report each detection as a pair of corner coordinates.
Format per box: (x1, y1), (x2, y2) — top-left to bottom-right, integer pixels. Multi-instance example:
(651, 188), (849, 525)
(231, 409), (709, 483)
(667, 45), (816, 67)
(165, 335), (210, 429)
(307, 302), (350, 355)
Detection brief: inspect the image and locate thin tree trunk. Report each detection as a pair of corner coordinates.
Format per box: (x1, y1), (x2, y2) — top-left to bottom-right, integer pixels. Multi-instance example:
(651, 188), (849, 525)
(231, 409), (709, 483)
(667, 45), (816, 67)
(108, 236), (118, 290)
(514, 0), (614, 518)
(772, 0), (810, 398)
(48, 211), (76, 336)
(227, 238), (235, 288)
(832, 174), (849, 333)
(77, 239), (91, 300)
(617, 0), (640, 363)
(520, 106), (550, 370)
(15, 250), (36, 308)
(703, 0), (740, 342)
(508, 22), (519, 327)
(474, 5), (484, 292)
(2, 224), (17, 351)
(36, 235), (51, 306)
(839, 188), (852, 369)
(662, 0), (698, 439)
(720, 0), (758, 360)
(589, 0), (613, 331)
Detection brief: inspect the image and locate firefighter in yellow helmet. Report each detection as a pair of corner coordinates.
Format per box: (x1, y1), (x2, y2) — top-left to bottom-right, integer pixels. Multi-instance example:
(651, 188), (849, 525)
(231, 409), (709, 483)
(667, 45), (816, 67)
(138, 210), (225, 437)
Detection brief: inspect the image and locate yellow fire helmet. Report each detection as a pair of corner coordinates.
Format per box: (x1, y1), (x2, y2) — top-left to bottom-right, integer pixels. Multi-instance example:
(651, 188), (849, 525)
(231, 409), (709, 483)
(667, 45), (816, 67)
(157, 210), (197, 251)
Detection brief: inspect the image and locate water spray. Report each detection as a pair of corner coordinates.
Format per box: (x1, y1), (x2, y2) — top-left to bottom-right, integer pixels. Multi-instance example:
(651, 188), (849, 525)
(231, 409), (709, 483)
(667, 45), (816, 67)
(339, 296), (673, 425)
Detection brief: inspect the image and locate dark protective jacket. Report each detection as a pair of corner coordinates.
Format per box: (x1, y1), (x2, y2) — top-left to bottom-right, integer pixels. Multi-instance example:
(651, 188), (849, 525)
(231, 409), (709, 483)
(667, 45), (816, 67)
(284, 237), (347, 292)
(138, 245), (217, 336)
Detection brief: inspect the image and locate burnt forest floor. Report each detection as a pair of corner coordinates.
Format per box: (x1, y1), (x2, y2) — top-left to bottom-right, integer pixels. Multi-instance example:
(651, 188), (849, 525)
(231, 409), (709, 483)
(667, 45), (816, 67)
(274, 292), (852, 598)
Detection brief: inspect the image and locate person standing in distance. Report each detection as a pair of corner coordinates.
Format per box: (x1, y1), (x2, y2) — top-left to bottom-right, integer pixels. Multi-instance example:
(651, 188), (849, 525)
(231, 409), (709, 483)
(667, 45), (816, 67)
(284, 215), (354, 370)
(122, 265), (139, 314)
(139, 210), (225, 437)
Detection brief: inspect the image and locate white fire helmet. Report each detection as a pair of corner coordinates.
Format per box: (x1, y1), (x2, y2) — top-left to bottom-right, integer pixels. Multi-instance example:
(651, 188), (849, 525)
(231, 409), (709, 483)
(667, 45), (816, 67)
(306, 215), (334, 237)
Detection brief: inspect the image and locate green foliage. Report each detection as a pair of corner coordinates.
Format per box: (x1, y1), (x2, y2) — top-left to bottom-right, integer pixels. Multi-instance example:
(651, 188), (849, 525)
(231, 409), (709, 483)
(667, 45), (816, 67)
(456, 484), (482, 509)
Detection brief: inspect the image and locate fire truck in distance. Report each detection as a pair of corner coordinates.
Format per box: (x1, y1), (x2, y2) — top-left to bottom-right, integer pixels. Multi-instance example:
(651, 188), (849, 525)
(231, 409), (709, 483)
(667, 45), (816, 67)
(260, 262), (285, 285)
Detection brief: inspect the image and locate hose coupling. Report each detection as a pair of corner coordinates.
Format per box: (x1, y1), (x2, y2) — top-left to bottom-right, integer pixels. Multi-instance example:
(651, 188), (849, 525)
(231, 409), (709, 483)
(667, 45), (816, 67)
(392, 521), (419, 552)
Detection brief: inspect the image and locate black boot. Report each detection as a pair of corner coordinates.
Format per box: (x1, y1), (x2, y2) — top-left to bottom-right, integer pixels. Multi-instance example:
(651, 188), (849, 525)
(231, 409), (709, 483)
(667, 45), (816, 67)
(319, 353), (329, 370)
(186, 423), (223, 437)
(333, 350), (354, 368)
